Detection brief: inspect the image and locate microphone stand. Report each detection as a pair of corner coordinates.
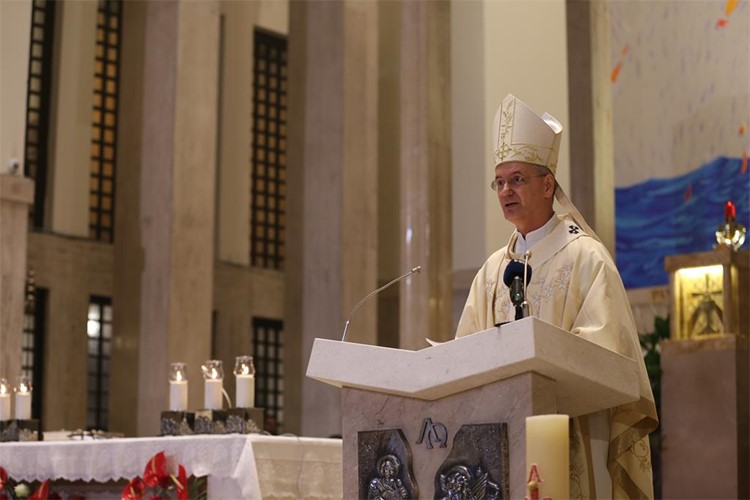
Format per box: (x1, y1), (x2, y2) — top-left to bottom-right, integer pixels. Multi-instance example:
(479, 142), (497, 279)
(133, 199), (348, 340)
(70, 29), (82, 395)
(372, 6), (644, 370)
(341, 266), (421, 342)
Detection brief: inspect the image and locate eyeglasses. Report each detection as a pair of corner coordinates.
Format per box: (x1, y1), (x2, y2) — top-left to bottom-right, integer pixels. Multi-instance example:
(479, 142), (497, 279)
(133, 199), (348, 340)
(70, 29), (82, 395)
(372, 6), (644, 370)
(490, 174), (547, 191)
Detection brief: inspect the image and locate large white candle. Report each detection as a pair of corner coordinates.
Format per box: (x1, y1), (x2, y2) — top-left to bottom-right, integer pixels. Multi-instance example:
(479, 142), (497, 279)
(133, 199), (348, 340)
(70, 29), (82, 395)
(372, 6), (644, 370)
(169, 380), (188, 411)
(236, 374), (255, 408)
(0, 393), (9, 421)
(204, 378), (223, 410)
(526, 414), (569, 499)
(15, 391), (31, 420)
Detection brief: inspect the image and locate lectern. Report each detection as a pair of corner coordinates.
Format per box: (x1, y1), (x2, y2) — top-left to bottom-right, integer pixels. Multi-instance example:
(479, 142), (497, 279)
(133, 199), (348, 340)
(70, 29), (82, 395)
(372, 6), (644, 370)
(307, 317), (640, 499)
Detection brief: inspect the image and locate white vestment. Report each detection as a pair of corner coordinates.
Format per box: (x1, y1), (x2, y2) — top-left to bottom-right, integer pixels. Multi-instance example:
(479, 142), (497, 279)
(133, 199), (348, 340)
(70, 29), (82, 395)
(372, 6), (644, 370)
(456, 214), (658, 499)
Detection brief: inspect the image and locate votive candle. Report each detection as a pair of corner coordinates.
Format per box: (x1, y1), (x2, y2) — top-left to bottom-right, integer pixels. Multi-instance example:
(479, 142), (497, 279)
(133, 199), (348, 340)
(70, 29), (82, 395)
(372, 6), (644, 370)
(170, 380), (188, 411)
(14, 376), (32, 420)
(169, 363), (188, 411)
(236, 374), (255, 408)
(204, 378), (223, 410)
(526, 414), (569, 499)
(0, 379), (10, 421)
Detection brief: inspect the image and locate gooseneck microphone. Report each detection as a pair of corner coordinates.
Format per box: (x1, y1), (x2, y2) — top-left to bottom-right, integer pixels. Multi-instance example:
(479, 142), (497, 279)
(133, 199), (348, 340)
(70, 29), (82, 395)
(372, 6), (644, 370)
(341, 266), (422, 342)
(503, 257), (532, 320)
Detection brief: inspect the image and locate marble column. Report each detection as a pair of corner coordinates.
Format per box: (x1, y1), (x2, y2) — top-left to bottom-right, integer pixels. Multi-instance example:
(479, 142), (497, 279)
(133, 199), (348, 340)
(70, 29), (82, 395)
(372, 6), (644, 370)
(566, 0), (616, 254)
(0, 176), (34, 385)
(399, 0), (452, 349)
(133, 0), (219, 436)
(0, 0), (33, 384)
(286, 0), (378, 437)
(110, 0), (146, 437)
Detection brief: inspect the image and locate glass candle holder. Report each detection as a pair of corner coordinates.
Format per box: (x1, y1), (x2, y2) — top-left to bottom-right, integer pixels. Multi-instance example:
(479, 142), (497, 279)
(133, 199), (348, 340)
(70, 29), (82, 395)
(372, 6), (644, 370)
(234, 356), (256, 408)
(201, 360), (223, 410)
(169, 362), (188, 411)
(15, 375), (32, 420)
(0, 378), (10, 421)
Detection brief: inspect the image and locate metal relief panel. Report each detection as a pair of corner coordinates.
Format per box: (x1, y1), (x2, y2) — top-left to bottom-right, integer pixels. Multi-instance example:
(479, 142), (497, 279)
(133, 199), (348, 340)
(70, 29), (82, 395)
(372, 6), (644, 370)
(434, 423), (509, 500)
(358, 428), (418, 499)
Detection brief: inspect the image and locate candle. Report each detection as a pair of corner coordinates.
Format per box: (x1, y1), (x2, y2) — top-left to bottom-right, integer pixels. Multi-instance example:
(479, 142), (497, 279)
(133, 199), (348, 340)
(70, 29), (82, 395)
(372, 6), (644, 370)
(169, 363), (188, 411)
(236, 375), (255, 408)
(14, 376), (33, 420)
(0, 379), (10, 421)
(204, 379), (223, 410)
(201, 360), (224, 410)
(234, 355), (256, 408)
(526, 414), (569, 499)
(170, 380), (188, 411)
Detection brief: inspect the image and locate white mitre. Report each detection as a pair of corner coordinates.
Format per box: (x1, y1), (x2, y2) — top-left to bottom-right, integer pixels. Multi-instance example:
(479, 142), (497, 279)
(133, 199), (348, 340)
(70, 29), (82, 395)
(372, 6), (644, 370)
(492, 93), (563, 173)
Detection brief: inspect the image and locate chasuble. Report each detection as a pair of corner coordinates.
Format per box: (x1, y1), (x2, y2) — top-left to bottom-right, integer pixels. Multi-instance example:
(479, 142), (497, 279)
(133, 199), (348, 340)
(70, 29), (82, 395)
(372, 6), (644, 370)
(456, 214), (658, 499)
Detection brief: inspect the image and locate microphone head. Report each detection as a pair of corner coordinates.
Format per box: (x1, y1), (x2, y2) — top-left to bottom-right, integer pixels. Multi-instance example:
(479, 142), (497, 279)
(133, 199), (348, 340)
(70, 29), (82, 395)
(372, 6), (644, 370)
(503, 259), (532, 287)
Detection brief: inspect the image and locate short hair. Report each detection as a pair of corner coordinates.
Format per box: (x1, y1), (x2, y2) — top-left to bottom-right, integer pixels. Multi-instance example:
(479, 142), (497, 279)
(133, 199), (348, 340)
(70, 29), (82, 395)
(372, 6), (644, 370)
(531, 164), (556, 195)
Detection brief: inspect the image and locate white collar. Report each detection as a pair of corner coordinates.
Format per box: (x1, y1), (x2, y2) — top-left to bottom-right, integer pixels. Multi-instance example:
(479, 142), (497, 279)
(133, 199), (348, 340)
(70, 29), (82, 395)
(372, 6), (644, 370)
(514, 213), (559, 254)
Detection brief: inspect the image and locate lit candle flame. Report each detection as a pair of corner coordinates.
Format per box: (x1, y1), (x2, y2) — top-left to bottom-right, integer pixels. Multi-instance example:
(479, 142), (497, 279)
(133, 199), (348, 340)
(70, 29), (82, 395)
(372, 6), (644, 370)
(0, 384), (7, 396)
(210, 367), (219, 380)
(175, 370), (183, 382)
(240, 364), (251, 376)
(18, 382), (30, 394)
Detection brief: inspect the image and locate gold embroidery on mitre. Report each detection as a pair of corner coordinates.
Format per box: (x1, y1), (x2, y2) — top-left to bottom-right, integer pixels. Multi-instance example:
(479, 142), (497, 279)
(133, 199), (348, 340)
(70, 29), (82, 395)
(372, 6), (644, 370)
(497, 100), (515, 162)
(493, 95), (561, 170)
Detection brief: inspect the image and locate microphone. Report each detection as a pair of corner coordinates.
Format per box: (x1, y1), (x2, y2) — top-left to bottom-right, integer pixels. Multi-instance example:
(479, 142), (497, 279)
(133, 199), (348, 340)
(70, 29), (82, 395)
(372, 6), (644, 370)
(341, 266), (422, 342)
(503, 258), (532, 320)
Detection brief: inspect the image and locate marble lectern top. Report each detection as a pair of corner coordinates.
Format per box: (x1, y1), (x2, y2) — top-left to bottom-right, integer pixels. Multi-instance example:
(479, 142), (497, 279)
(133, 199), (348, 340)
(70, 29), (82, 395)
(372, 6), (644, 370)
(306, 316), (640, 417)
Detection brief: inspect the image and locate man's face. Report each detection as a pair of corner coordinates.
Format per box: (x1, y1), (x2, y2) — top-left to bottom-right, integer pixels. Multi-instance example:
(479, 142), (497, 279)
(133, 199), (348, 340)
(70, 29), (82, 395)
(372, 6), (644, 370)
(493, 161), (555, 235)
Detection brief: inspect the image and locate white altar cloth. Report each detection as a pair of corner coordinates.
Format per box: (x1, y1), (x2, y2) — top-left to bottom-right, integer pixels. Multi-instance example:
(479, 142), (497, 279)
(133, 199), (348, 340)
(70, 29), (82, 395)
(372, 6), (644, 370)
(0, 434), (343, 499)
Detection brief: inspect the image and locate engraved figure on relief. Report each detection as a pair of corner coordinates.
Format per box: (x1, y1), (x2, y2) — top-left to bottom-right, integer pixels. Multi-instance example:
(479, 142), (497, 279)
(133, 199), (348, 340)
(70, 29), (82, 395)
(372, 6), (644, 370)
(368, 454), (408, 500)
(438, 464), (500, 500)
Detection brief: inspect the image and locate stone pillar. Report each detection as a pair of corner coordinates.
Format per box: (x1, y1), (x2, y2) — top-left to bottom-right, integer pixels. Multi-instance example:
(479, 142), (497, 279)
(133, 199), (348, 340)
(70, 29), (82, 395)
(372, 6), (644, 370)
(0, 176), (34, 383)
(566, 0), (616, 254)
(286, 0), (378, 437)
(110, 0), (146, 437)
(399, 0), (452, 348)
(661, 336), (749, 498)
(0, 0), (32, 176)
(134, 0), (219, 436)
(0, 0), (33, 381)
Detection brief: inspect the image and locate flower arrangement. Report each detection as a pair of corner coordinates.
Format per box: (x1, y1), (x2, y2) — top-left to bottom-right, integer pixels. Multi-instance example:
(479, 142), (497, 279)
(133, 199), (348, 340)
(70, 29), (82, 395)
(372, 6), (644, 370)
(1, 451), (203, 500)
(122, 451), (204, 500)
(0, 468), (55, 500)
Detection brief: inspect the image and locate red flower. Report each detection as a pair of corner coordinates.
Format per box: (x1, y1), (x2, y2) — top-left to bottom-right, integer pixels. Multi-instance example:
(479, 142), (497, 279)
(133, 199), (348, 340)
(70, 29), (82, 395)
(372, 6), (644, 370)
(0, 467), (7, 490)
(121, 476), (146, 500)
(143, 452), (171, 489)
(29, 480), (50, 500)
(173, 465), (188, 500)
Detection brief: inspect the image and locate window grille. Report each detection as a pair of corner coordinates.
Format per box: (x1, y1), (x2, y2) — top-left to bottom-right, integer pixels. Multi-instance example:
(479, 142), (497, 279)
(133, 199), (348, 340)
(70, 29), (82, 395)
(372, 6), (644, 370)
(22, 273), (47, 420)
(252, 317), (284, 434)
(89, 0), (122, 242)
(23, 0), (56, 227)
(250, 29), (288, 269)
(87, 296), (113, 430)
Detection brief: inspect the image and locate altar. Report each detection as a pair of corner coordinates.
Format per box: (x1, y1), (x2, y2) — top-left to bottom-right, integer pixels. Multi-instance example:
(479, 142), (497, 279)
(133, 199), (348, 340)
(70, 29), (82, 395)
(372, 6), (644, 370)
(0, 434), (342, 499)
